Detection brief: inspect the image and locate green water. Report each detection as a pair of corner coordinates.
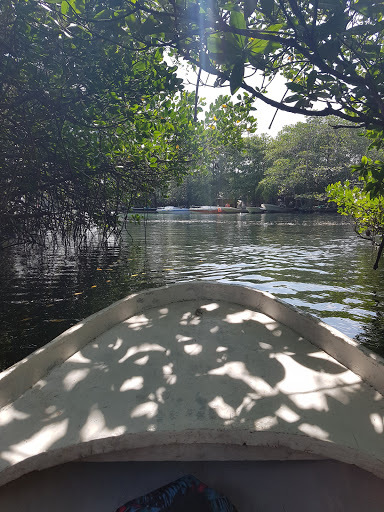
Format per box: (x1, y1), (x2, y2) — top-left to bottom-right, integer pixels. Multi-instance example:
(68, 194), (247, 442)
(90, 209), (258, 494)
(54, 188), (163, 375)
(0, 213), (383, 370)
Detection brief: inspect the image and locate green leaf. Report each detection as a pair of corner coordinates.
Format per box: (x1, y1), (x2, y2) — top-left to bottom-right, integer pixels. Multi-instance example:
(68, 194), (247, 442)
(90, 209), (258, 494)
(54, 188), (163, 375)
(94, 9), (109, 19)
(230, 61), (244, 94)
(267, 23), (283, 32)
(207, 34), (223, 53)
(248, 38), (269, 54)
(134, 61), (147, 72)
(307, 70), (317, 91)
(286, 81), (305, 93)
(230, 10), (246, 30)
(61, 1), (70, 14)
(284, 94), (300, 103)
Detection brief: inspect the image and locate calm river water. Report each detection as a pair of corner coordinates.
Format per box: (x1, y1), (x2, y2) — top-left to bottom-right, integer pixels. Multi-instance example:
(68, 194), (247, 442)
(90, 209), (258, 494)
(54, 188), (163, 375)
(0, 213), (383, 370)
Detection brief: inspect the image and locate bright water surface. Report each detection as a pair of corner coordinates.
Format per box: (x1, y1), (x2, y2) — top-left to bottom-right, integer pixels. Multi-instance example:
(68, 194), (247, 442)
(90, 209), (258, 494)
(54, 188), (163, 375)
(1, 213), (383, 370)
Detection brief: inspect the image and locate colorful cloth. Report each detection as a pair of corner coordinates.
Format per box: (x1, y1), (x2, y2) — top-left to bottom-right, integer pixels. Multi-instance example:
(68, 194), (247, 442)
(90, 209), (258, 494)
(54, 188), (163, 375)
(116, 474), (238, 512)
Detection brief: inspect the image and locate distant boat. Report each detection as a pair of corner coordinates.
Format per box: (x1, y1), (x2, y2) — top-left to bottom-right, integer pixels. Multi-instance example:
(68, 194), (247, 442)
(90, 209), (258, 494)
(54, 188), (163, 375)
(220, 206), (241, 213)
(247, 206), (264, 214)
(131, 207), (157, 213)
(156, 206), (190, 213)
(189, 206), (245, 214)
(261, 203), (295, 213)
(189, 206), (220, 213)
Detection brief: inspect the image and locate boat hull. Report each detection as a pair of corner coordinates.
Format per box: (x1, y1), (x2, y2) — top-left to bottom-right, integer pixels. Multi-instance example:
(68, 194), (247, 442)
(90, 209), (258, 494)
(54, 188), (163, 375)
(190, 207), (246, 213)
(261, 203), (295, 213)
(131, 208), (157, 213)
(156, 207), (189, 213)
(220, 206), (239, 213)
(247, 206), (264, 214)
(1, 281), (384, 495)
(189, 206), (219, 213)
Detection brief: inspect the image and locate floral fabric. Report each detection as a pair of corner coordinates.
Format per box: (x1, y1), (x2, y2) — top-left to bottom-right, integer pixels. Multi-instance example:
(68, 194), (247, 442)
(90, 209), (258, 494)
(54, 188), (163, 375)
(116, 474), (238, 512)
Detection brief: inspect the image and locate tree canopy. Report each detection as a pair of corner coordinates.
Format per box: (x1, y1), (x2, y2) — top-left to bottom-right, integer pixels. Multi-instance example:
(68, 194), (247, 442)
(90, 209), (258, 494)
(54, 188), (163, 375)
(36, 0), (384, 197)
(1, 0), (202, 246)
(260, 116), (373, 203)
(46, 0), (384, 127)
(3, 0), (384, 265)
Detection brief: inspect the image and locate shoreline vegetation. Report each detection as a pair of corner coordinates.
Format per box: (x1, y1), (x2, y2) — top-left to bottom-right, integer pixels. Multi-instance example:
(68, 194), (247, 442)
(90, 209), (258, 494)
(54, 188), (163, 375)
(1, 0), (383, 265)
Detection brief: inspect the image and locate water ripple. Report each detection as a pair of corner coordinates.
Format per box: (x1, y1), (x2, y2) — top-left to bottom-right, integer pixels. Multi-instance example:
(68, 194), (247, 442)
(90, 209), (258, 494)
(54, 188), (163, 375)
(0, 213), (383, 369)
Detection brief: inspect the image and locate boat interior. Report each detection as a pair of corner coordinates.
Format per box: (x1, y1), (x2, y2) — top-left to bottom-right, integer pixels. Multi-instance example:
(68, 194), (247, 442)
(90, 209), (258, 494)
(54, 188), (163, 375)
(1, 458), (384, 511)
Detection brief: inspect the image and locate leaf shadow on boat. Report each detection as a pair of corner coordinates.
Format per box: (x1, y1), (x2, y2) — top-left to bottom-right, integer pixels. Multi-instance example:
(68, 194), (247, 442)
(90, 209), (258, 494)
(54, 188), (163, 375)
(0, 301), (381, 457)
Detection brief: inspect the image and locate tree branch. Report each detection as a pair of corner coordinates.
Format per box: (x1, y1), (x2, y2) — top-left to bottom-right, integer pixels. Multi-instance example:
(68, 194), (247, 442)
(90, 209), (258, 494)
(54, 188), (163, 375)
(374, 236), (384, 270)
(194, 66), (202, 122)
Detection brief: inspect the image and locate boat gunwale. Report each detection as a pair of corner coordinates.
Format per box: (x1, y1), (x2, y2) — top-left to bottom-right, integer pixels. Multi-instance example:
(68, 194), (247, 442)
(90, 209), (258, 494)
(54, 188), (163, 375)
(1, 429), (384, 488)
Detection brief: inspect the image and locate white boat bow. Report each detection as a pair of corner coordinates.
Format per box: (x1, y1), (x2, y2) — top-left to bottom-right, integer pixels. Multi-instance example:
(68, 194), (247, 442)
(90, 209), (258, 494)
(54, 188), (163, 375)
(0, 281), (384, 504)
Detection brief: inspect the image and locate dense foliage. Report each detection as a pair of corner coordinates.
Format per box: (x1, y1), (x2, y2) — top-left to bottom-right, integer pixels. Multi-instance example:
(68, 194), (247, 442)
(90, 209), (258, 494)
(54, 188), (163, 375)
(49, 0), (384, 126)
(166, 132), (267, 206)
(194, 94), (259, 204)
(164, 94), (264, 206)
(166, 116), (372, 207)
(40, 1), (384, 227)
(260, 117), (372, 204)
(0, 0), (200, 247)
(3, 0), (384, 265)
(328, 178), (384, 270)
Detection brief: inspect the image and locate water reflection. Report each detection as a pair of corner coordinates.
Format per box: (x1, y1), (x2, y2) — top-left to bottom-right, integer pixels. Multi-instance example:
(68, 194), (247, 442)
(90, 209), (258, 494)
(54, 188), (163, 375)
(0, 213), (383, 370)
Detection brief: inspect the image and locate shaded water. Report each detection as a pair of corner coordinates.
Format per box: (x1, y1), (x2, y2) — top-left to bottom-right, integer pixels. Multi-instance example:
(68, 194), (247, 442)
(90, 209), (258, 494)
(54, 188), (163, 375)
(0, 213), (383, 370)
